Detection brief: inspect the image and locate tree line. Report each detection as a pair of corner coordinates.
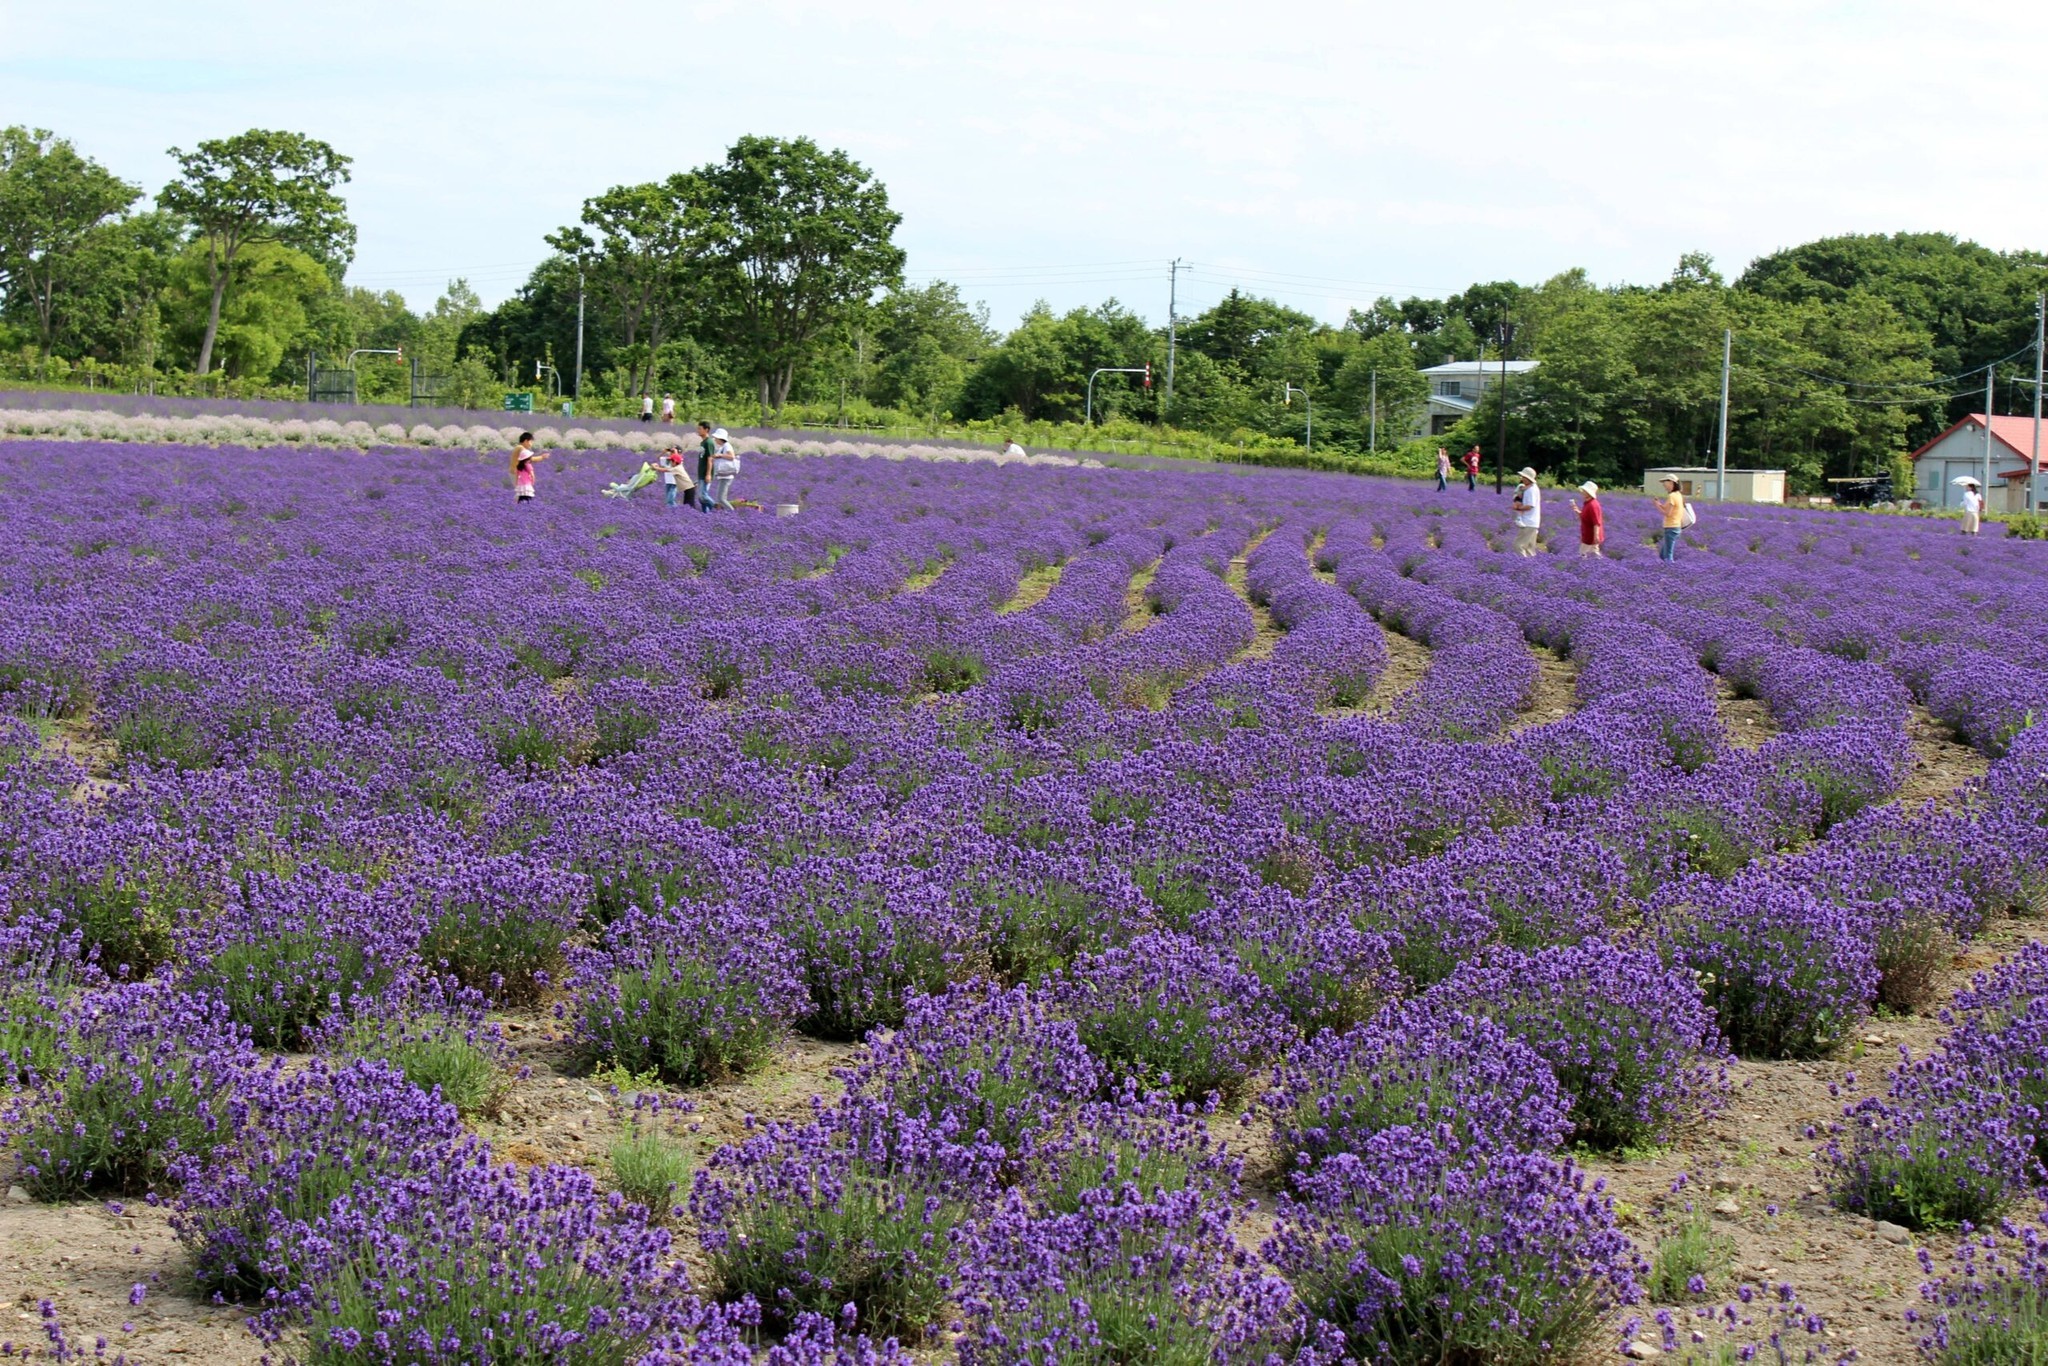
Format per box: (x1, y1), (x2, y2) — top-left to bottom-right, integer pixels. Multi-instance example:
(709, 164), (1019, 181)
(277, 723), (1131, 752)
(4, 121), (2044, 489)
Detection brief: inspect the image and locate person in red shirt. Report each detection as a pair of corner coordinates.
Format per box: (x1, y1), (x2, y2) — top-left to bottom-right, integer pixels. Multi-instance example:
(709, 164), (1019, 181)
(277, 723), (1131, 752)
(1463, 447), (1481, 491)
(1570, 481), (1605, 558)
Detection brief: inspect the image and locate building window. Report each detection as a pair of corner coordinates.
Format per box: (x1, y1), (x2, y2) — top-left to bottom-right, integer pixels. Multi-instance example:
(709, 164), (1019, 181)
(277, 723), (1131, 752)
(1436, 380), (1462, 397)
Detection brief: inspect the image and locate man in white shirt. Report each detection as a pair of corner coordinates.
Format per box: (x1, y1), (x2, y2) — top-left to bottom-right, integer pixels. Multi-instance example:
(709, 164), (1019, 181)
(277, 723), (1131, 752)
(1512, 467), (1542, 556)
(640, 394), (654, 423)
(1001, 437), (1027, 459)
(1960, 478), (1984, 535)
(660, 394), (676, 423)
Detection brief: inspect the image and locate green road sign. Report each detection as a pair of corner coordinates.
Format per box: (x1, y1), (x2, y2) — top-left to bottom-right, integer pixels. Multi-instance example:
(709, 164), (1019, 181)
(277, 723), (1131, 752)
(503, 392), (534, 413)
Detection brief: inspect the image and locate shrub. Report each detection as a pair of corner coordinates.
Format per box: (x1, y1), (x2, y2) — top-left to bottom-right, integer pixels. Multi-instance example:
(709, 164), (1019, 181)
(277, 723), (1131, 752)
(1823, 1067), (2035, 1231)
(1024, 1090), (1241, 1217)
(1050, 931), (1294, 1104)
(1647, 1203), (1734, 1302)
(5, 982), (252, 1198)
(169, 1057), (463, 1299)
(962, 849), (1144, 986)
(1653, 878), (1875, 1060)
(1266, 1130), (1644, 1366)
(841, 981), (1099, 1162)
(412, 853), (582, 1005)
(956, 1184), (1338, 1366)
(1193, 889), (1399, 1038)
(324, 987), (510, 1118)
(255, 1152), (698, 1365)
(1266, 1000), (1570, 1178)
(608, 1120), (694, 1224)
(691, 1112), (989, 1340)
(1425, 942), (1728, 1151)
(769, 855), (975, 1041)
(568, 902), (806, 1086)
(1916, 1219), (2048, 1363)
(176, 870), (410, 1048)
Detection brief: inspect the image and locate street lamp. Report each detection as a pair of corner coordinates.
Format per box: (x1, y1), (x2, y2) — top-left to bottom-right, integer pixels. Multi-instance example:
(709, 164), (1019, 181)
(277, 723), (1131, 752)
(344, 347), (402, 369)
(1085, 366), (1151, 426)
(1282, 383), (1312, 453)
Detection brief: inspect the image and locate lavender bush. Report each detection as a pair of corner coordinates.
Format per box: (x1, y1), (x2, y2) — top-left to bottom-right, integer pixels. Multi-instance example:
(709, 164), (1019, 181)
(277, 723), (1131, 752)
(1425, 942), (1728, 1150)
(1266, 1129), (1645, 1364)
(568, 901), (807, 1085)
(1267, 1000), (1571, 1176)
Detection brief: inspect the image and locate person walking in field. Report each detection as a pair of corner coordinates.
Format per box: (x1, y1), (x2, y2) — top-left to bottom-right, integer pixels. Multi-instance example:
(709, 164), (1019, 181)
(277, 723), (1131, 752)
(640, 394), (655, 423)
(1570, 481), (1604, 558)
(660, 393), (676, 424)
(1654, 476), (1686, 561)
(1463, 446), (1481, 492)
(1959, 478), (1984, 535)
(1511, 467), (1542, 555)
(704, 429), (739, 512)
(1435, 447), (1451, 492)
(510, 433), (548, 505)
(694, 420), (717, 514)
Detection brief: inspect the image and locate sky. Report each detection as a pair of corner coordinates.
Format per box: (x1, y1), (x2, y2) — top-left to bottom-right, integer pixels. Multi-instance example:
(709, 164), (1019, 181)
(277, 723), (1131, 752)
(5, 0), (2045, 330)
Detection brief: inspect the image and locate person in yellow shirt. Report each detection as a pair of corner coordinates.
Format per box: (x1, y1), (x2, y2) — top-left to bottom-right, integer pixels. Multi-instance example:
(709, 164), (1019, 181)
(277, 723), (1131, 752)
(1655, 477), (1685, 562)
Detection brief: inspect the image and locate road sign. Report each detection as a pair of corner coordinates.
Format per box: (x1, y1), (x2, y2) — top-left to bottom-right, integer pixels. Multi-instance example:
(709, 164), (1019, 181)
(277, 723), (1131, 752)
(503, 392), (533, 413)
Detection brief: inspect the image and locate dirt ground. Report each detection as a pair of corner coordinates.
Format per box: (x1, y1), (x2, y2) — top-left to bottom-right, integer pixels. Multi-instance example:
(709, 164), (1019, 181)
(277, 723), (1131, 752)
(1512, 644), (1582, 733)
(1226, 528), (1284, 662)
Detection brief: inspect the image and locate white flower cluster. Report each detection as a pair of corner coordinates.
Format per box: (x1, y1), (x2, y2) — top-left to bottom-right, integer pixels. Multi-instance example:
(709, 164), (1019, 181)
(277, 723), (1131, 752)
(0, 408), (1096, 468)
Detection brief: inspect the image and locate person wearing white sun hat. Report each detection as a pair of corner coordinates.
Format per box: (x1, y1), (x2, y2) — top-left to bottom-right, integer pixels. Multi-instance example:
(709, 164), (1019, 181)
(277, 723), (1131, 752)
(1569, 481), (1605, 558)
(705, 428), (739, 512)
(1511, 467), (1542, 556)
(1958, 477), (1984, 535)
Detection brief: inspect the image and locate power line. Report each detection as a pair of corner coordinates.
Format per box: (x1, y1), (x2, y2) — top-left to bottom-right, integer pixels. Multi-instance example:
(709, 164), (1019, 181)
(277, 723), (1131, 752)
(1732, 335), (2039, 389)
(1733, 365), (1986, 407)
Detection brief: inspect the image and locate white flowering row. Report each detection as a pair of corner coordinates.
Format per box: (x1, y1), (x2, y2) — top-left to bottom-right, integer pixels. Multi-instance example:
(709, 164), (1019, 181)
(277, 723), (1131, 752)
(0, 408), (1094, 469)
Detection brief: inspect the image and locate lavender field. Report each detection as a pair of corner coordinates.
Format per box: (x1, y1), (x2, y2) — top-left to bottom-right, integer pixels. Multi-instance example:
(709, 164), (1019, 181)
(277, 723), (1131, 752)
(3, 438), (2048, 1365)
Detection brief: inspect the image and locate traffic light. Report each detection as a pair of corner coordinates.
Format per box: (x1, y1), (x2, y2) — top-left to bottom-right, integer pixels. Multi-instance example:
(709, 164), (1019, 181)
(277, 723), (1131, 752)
(1143, 363), (1152, 389)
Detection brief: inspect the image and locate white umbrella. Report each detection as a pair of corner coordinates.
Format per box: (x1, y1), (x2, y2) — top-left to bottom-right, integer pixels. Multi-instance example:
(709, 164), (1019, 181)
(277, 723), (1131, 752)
(1952, 476), (1981, 487)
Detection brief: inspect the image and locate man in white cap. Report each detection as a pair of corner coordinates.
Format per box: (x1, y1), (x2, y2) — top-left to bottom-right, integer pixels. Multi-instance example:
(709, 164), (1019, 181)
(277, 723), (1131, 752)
(1569, 481), (1605, 557)
(1959, 477), (1984, 535)
(1511, 467), (1542, 556)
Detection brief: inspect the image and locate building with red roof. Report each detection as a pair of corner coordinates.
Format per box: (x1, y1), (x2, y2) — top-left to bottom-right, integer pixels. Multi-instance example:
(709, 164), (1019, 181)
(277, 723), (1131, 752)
(1908, 414), (2046, 512)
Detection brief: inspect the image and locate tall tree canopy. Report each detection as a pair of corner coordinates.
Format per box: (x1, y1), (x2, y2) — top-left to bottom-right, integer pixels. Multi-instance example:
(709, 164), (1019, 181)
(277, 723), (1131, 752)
(696, 136), (905, 419)
(547, 174), (712, 401)
(158, 129), (353, 377)
(0, 127), (140, 374)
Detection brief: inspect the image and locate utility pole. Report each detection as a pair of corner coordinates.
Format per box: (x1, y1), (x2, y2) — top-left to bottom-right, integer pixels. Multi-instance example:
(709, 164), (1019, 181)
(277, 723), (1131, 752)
(1283, 382), (1311, 453)
(1715, 328), (1732, 501)
(2034, 293), (2044, 514)
(1369, 368), (1378, 453)
(1164, 258), (1184, 417)
(1985, 363), (1996, 506)
(573, 268), (585, 401)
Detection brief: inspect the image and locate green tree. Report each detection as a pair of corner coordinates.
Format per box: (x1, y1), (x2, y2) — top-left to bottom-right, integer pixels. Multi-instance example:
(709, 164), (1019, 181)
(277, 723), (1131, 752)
(0, 127), (141, 375)
(548, 175), (711, 401)
(1328, 331), (1428, 449)
(696, 136), (905, 420)
(29, 210), (180, 372)
(158, 129), (353, 377)
(162, 241), (330, 381)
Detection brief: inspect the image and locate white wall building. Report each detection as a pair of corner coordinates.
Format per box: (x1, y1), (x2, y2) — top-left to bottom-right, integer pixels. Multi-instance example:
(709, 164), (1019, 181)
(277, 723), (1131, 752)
(1414, 359), (1539, 437)
(1910, 414), (2048, 512)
